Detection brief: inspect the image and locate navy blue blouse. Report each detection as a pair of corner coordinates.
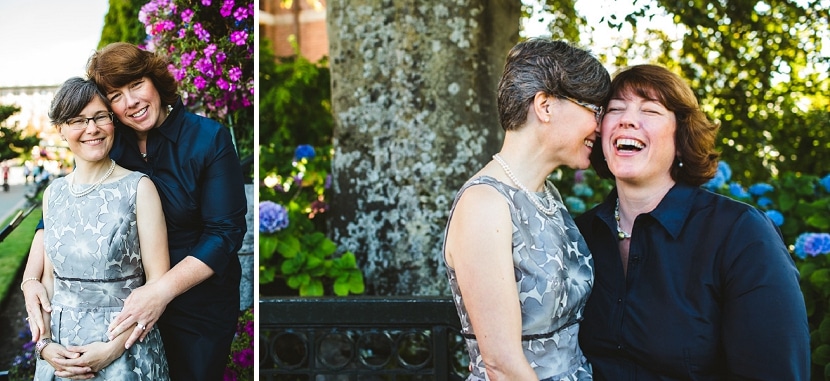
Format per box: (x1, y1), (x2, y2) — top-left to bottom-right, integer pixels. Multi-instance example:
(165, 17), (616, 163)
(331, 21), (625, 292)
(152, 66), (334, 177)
(109, 99), (247, 278)
(575, 183), (810, 380)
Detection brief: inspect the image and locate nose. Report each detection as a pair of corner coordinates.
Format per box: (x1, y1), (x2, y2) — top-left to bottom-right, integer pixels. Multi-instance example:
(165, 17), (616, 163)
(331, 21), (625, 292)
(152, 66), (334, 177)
(616, 108), (638, 129)
(83, 118), (99, 132)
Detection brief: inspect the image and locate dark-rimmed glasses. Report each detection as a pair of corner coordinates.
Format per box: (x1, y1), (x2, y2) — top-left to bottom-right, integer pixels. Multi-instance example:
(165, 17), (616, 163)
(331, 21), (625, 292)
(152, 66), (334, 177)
(65, 112), (114, 130)
(559, 95), (603, 124)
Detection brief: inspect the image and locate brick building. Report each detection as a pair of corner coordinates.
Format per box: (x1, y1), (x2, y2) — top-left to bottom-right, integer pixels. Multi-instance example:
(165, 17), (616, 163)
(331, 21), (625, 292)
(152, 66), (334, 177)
(259, 0), (329, 61)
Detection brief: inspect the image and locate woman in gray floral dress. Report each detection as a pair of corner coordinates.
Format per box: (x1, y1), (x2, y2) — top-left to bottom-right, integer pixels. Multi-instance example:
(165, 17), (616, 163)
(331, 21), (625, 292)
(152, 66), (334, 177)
(443, 39), (609, 380)
(32, 77), (170, 380)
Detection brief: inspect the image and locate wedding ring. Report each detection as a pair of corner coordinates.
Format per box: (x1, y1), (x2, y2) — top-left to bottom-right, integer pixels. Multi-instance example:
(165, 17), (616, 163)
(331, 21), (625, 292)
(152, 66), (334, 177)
(138, 323), (146, 331)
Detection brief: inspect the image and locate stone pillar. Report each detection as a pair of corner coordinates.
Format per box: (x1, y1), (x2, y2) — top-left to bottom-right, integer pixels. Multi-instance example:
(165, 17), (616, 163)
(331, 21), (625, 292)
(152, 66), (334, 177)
(326, 0), (520, 295)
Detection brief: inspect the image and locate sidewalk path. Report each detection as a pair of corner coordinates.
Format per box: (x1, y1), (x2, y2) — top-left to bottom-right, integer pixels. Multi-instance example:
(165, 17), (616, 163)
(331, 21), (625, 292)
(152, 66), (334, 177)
(0, 183), (30, 225)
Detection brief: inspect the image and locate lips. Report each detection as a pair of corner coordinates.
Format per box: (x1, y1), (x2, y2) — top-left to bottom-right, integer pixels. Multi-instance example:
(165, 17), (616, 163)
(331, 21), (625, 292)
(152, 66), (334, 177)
(131, 106), (148, 118)
(584, 139), (594, 149)
(82, 138), (105, 145)
(615, 138), (645, 152)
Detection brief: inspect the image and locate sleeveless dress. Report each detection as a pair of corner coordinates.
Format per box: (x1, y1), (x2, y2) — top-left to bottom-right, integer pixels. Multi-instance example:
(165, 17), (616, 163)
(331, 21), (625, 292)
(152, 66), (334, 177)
(35, 171), (169, 380)
(444, 176), (594, 380)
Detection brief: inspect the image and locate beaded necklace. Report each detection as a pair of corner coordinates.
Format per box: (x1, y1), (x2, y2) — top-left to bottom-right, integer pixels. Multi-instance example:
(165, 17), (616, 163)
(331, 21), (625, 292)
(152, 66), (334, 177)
(492, 154), (558, 216)
(68, 159), (116, 197)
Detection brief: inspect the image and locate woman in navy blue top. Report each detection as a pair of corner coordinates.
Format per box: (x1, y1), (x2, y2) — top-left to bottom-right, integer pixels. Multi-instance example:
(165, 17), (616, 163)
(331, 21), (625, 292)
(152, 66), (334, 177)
(576, 64), (809, 380)
(22, 42), (247, 381)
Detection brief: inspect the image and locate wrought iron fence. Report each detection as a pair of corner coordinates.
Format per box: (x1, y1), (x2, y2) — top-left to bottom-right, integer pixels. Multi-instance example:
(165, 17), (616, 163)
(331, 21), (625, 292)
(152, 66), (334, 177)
(259, 296), (467, 380)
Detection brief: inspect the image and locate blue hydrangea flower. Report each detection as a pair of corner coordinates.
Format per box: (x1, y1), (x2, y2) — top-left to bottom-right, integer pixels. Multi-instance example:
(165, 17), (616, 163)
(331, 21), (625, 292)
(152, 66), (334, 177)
(702, 171), (726, 191)
(728, 182), (750, 199)
(572, 183), (594, 198)
(820, 174), (830, 193)
(294, 144), (316, 160)
(756, 197), (773, 208)
(259, 201), (289, 233)
(565, 196), (586, 214)
(717, 161), (732, 182)
(794, 233), (830, 258)
(764, 210), (784, 226)
(748, 183), (774, 197)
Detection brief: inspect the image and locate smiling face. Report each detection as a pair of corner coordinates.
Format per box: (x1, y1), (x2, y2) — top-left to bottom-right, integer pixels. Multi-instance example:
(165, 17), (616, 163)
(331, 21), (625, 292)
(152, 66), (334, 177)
(551, 96), (601, 170)
(600, 89), (677, 187)
(61, 97), (115, 164)
(106, 76), (165, 135)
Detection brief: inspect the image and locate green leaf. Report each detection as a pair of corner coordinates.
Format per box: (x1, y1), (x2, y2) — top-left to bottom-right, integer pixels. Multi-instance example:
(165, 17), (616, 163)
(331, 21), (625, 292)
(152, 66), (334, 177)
(349, 271), (365, 294)
(333, 277), (350, 296)
(259, 266), (276, 284)
(813, 344), (830, 366)
(778, 192), (796, 211)
(259, 235), (278, 261)
(300, 279), (324, 296)
(809, 269), (830, 290)
(806, 214), (830, 230)
(276, 235), (301, 258)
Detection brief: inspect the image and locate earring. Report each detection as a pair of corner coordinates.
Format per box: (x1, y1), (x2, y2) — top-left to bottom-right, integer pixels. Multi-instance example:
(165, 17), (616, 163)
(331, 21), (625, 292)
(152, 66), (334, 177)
(678, 161), (684, 167)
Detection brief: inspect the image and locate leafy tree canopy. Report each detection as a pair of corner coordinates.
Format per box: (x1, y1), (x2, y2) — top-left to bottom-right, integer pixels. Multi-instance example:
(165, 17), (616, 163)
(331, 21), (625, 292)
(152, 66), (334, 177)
(605, 0), (829, 183)
(0, 105), (39, 163)
(98, 0), (148, 47)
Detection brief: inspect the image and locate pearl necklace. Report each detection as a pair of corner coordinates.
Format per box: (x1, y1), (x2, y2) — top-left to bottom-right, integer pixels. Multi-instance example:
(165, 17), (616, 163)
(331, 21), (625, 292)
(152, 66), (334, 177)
(68, 159), (116, 197)
(492, 154), (558, 215)
(615, 198), (632, 240)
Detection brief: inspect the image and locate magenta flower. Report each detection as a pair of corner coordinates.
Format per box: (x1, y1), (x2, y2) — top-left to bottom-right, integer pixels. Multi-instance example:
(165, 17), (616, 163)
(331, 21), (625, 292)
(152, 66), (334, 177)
(201, 0), (211, 5)
(193, 22), (211, 42)
(217, 78), (229, 90)
(180, 8), (194, 23)
(229, 30), (247, 45)
(232, 348), (254, 368)
(204, 43), (217, 57)
(193, 76), (207, 90)
(228, 67), (242, 81)
(215, 51), (227, 64)
(220, 0), (235, 17)
(233, 7), (250, 21)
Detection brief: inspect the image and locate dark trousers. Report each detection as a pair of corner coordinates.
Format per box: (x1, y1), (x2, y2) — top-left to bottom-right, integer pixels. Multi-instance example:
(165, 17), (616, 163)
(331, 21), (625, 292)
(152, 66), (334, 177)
(158, 286), (239, 381)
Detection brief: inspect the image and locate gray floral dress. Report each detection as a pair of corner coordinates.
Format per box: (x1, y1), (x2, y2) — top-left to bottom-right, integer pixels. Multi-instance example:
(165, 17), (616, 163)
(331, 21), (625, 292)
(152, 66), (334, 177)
(444, 176), (594, 380)
(35, 171), (169, 380)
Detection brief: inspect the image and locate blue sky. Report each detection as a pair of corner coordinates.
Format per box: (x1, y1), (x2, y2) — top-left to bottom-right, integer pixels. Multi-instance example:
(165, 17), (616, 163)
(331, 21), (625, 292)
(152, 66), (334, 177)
(0, 0), (109, 87)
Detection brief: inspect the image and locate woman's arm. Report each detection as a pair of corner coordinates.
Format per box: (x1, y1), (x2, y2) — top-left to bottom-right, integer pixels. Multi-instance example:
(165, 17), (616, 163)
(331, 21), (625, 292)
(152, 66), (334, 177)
(445, 185), (537, 380)
(105, 177), (173, 348)
(22, 188), (51, 342)
(37, 243), (94, 378)
(720, 209), (810, 380)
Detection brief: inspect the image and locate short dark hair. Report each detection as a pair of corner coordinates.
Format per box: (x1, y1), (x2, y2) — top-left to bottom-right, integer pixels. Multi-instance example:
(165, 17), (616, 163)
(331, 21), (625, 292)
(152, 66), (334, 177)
(590, 64), (720, 186)
(86, 42), (179, 106)
(49, 77), (108, 126)
(497, 38), (611, 131)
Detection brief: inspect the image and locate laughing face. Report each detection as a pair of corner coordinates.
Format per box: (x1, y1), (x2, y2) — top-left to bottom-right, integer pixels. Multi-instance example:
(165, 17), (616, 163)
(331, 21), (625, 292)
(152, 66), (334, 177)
(601, 90), (677, 186)
(106, 77), (165, 136)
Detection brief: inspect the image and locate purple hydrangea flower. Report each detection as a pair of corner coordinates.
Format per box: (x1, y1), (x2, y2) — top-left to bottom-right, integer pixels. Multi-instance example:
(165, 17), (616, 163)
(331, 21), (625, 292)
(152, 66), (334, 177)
(294, 145), (316, 160)
(748, 183), (774, 196)
(764, 210), (784, 226)
(259, 201), (289, 233)
(794, 233), (830, 259)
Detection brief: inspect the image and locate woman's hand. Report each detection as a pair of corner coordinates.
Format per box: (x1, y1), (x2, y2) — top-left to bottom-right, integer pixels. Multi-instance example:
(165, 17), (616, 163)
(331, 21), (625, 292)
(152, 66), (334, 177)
(22, 280), (51, 342)
(106, 282), (170, 348)
(55, 341), (126, 378)
(39, 342), (94, 379)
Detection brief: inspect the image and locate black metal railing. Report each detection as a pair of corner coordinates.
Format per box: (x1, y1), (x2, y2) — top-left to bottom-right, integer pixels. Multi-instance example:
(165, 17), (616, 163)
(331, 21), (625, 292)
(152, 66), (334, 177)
(259, 296), (467, 380)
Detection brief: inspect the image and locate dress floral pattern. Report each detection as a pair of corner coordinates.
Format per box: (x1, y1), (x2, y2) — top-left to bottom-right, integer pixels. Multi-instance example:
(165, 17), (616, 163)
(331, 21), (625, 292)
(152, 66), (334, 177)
(444, 176), (594, 380)
(35, 171), (169, 380)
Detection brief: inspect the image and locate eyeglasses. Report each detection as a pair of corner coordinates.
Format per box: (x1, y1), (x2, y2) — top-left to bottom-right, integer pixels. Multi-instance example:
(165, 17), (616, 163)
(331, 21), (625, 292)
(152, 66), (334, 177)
(559, 95), (604, 124)
(65, 112), (114, 130)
